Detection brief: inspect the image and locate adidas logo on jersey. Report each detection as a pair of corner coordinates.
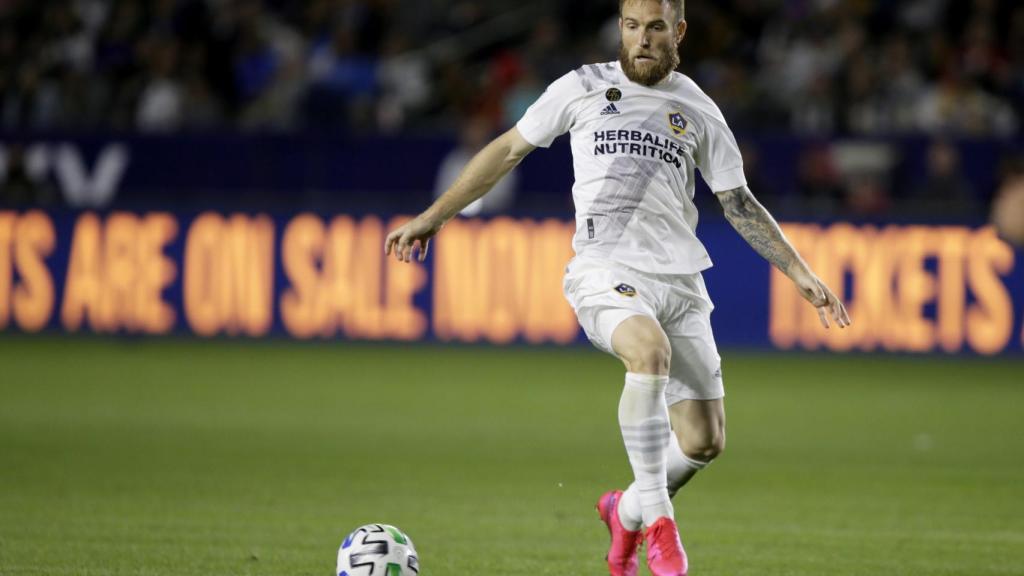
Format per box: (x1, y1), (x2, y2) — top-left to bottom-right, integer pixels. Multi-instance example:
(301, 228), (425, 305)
(600, 103), (620, 115)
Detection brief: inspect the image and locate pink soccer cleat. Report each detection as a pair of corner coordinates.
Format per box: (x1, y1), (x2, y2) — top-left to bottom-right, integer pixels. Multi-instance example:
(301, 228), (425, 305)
(596, 490), (643, 576)
(645, 516), (688, 576)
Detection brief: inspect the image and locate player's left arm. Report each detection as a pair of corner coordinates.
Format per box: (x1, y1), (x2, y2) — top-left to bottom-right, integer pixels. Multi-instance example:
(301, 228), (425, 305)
(716, 185), (851, 329)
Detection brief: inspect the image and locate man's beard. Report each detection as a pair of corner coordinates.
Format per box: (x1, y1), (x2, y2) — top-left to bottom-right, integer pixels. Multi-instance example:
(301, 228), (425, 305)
(618, 41), (680, 86)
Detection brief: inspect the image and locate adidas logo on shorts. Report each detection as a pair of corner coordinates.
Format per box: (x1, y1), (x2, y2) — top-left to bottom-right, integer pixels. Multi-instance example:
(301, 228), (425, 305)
(600, 103), (620, 116)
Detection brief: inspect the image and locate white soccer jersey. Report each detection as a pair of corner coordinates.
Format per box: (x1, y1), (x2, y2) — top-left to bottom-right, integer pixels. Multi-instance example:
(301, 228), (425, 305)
(516, 61), (747, 274)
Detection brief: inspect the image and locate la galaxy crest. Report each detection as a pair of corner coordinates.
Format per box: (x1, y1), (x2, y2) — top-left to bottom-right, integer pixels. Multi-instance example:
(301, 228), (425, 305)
(605, 88), (622, 102)
(668, 112), (688, 136)
(614, 283), (637, 297)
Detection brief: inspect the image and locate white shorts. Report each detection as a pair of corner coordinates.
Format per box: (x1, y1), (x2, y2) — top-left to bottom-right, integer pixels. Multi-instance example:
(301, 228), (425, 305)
(562, 256), (724, 404)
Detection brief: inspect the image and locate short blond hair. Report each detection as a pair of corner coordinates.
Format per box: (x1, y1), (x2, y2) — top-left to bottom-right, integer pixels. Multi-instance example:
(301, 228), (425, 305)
(619, 0), (685, 23)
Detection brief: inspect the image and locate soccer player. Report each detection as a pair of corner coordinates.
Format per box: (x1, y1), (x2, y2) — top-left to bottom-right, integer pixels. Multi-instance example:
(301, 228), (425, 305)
(385, 1), (851, 574)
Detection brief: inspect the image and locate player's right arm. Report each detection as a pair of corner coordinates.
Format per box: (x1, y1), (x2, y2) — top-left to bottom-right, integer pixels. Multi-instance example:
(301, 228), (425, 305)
(388, 68), (583, 262)
(384, 127), (536, 262)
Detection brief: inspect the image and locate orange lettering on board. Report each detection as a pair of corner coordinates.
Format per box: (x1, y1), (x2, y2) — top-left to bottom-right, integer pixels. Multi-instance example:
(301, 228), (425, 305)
(12, 211), (56, 332)
(966, 227), (1014, 355)
(186, 212), (275, 337)
(0, 212), (14, 328)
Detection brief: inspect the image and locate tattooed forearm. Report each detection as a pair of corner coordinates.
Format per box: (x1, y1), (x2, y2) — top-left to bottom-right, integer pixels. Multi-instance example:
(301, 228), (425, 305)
(716, 186), (800, 276)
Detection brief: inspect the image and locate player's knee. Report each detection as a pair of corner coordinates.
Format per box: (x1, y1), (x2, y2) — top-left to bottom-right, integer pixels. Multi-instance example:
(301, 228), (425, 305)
(612, 316), (671, 375)
(682, 432), (725, 462)
(622, 345), (670, 375)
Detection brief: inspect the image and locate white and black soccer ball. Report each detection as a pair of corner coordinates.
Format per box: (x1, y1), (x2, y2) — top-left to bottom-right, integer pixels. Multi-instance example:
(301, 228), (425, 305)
(337, 523), (419, 576)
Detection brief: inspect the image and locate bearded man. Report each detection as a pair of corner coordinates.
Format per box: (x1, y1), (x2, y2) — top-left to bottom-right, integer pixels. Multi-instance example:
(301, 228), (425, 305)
(385, 1), (850, 574)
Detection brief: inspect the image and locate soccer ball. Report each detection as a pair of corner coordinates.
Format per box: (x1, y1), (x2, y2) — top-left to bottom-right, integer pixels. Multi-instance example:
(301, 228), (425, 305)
(336, 523), (419, 576)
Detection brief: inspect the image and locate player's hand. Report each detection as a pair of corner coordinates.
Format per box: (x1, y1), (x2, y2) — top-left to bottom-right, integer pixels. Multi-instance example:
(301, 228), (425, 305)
(793, 271), (851, 329)
(384, 214), (442, 263)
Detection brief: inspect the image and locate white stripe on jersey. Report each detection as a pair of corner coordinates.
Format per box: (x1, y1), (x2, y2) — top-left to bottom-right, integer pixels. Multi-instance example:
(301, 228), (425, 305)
(516, 61), (747, 275)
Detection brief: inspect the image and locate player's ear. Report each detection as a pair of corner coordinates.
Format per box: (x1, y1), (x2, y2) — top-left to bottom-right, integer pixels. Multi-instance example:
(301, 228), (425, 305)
(675, 19), (687, 44)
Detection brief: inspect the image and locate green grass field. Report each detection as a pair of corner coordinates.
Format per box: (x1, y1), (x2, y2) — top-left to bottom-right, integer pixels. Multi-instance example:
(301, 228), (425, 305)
(0, 337), (1022, 576)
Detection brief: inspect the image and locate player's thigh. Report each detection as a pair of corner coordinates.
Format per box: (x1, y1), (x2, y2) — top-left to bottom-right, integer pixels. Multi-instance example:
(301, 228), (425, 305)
(610, 314), (672, 375)
(664, 307), (724, 403)
(669, 398), (725, 460)
(563, 258), (666, 367)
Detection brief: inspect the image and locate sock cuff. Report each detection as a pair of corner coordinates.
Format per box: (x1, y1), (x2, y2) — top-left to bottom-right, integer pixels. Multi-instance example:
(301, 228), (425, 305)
(680, 452), (711, 470)
(624, 372), (669, 391)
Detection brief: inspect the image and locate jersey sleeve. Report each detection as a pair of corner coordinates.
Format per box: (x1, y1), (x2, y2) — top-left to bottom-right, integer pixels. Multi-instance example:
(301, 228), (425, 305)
(695, 106), (747, 193)
(515, 71), (587, 148)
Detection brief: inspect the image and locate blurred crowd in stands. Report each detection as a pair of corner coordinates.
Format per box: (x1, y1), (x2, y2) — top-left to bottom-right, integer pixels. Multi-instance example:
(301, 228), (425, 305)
(0, 0), (1022, 220)
(2, 0), (1020, 135)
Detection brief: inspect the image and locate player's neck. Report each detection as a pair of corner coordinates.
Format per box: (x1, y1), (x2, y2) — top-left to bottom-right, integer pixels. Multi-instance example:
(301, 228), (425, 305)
(629, 73), (675, 89)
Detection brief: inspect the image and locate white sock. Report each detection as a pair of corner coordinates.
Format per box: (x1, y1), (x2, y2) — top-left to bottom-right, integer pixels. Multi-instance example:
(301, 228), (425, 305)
(618, 372), (673, 528)
(667, 448), (710, 497)
(618, 428), (710, 530)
